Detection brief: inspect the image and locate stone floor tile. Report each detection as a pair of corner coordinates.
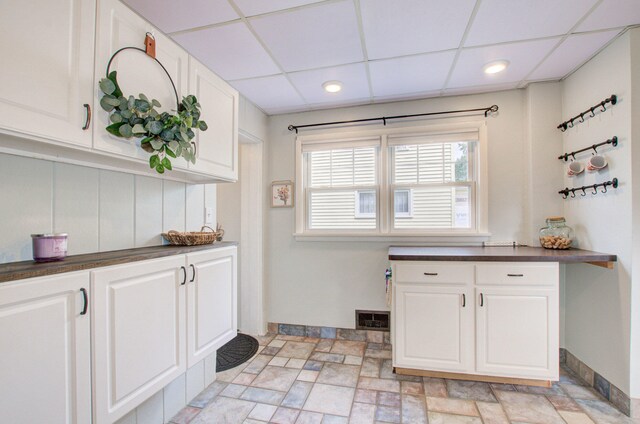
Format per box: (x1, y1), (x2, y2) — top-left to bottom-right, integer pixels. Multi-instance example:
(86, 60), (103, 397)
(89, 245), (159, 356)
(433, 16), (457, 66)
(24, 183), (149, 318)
(305, 337), (321, 344)
(546, 394), (583, 412)
(261, 346), (281, 356)
(475, 401), (509, 424)
(296, 411), (324, 424)
(320, 327), (337, 339)
(278, 342), (317, 359)
(494, 390), (565, 424)
(349, 402), (376, 424)
(427, 412), (482, 423)
(367, 343), (384, 350)
(423, 378), (448, 397)
(240, 387), (286, 405)
(243, 355), (272, 374)
(315, 339), (334, 352)
(378, 359), (395, 380)
(378, 392), (401, 407)
(190, 396), (255, 424)
(360, 357), (381, 378)
(489, 383), (516, 392)
(306, 326), (322, 338)
(282, 381), (314, 409)
(425, 397), (479, 417)
(277, 335), (309, 342)
(446, 380), (496, 402)
(367, 331), (384, 343)
(321, 415), (348, 424)
(169, 406), (201, 424)
(316, 363), (361, 387)
(251, 366), (299, 392)
(188, 381), (228, 407)
(286, 358), (307, 369)
(303, 360), (324, 371)
(337, 329), (367, 342)
(354, 388), (378, 404)
(344, 355), (363, 365)
(254, 335), (275, 346)
(358, 377), (400, 393)
(365, 349), (392, 359)
(303, 383), (355, 416)
(269, 339), (287, 348)
(242, 419), (263, 424)
(575, 399), (635, 424)
(279, 324), (306, 337)
(309, 352), (345, 363)
(272, 407), (301, 424)
(297, 370), (320, 383)
(560, 366), (587, 386)
(220, 383), (248, 398)
(248, 403), (277, 421)
(330, 340), (366, 356)
(217, 363), (248, 382)
(401, 381), (424, 395)
(233, 373), (257, 386)
(561, 383), (603, 400)
(514, 383), (564, 396)
(269, 356), (290, 367)
(558, 410), (597, 424)
(375, 405), (401, 423)
(401, 394), (428, 423)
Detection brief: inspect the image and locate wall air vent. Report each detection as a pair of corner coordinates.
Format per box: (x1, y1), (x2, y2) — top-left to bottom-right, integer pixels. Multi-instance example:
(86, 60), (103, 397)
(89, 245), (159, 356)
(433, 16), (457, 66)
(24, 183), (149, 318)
(355, 310), (390, 331)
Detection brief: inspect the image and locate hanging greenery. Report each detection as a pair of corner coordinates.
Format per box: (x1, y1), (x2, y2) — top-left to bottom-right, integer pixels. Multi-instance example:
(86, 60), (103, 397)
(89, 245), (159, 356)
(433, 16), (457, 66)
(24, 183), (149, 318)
(98, 71), (208, 174)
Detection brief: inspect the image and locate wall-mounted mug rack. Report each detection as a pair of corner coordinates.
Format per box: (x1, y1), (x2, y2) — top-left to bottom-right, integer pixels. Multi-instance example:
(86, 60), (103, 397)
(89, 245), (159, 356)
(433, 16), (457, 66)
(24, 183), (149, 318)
(557, 95), (617, 132)
(558, 136), (618, 161)
(558, 178), (618, 199)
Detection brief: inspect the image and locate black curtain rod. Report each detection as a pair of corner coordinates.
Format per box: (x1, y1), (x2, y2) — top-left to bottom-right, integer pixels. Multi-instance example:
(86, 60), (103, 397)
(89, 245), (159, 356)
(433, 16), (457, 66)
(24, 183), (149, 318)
(287, 105), (499, 133)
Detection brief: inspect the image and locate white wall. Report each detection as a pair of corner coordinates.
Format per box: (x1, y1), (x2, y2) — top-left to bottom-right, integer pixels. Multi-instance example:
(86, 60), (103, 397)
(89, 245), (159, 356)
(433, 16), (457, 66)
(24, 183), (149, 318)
(630, 28), (640, 401)
(562, 30), (634, 394)
(0, 149), (216, 263)
(264, 88), (562, 329)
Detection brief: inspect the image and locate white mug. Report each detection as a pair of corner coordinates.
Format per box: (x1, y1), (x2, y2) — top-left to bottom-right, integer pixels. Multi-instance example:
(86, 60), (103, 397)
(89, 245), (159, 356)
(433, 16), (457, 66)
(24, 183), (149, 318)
(587, 154), (607, 171)
(567, 161), (584, 176)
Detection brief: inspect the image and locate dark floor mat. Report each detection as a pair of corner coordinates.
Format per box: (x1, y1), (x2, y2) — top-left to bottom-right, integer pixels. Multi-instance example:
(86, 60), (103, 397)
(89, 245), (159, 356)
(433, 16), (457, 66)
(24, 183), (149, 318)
(216, 333), (259, 372)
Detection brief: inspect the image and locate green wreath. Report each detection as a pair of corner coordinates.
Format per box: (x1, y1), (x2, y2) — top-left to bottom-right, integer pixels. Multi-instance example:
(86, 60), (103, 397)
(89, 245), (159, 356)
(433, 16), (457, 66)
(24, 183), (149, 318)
(98, 71), (208, 174)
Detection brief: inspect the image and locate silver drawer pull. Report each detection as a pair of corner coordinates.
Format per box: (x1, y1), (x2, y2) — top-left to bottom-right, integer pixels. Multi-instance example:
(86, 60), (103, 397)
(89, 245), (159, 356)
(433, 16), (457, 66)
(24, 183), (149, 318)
(423, 272), (438, 276)
(507, 273), (524, 277)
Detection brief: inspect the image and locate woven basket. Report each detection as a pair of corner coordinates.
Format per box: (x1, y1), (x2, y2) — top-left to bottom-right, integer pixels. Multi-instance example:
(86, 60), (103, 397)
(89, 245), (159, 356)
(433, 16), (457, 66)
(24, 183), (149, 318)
(162, 226), (221, 246)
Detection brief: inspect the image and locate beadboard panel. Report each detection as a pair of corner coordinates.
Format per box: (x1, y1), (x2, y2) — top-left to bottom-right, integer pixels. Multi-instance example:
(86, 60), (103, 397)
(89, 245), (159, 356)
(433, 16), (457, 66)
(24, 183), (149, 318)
(0, 152), (215, 264)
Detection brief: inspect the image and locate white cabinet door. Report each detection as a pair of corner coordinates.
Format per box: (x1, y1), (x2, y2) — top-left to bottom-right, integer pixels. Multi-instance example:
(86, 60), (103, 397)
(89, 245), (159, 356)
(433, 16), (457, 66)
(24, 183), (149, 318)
(92, 256), (186, 424)
(0, 0), (95, 147)
(393, 284), (473, 373)
(186, 246), (237, 367)
(188, 57), (239, 181)
(476, 286), (559, 380)
(0, 272), (91, 424)
(93, 0), (189, 168)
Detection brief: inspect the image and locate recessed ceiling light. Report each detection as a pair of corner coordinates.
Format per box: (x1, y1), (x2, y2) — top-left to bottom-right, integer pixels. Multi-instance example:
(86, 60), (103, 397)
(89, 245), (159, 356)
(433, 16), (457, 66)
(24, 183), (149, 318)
(322, 80), (343, 93)
(483, 60), (510, 74)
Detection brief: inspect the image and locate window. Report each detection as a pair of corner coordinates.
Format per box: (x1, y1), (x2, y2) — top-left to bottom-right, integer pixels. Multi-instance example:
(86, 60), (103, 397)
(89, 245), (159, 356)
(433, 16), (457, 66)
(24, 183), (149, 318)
(295, 123), (488, 238)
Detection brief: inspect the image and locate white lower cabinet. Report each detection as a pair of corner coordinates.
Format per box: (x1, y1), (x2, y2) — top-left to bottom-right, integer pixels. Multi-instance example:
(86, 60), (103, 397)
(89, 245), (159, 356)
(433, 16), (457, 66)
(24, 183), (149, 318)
(92, 256), (187, 424)
(0, 272), (91, 424)
(392, 261), (559, 382)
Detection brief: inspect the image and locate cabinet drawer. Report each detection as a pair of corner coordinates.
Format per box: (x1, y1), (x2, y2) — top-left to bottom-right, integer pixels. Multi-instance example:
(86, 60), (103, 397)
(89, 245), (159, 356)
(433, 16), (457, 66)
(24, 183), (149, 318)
(476, 263), (558, 286)
(394, 262), (474, 284)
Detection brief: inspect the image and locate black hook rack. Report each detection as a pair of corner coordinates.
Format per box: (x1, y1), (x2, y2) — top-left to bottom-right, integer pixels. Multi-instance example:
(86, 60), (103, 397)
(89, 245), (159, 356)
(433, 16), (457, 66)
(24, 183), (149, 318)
(287, 105), (499, 133)
(558, 178), (619, 199)
(558, 136), (618, 161)
(557, 95), (617, 132)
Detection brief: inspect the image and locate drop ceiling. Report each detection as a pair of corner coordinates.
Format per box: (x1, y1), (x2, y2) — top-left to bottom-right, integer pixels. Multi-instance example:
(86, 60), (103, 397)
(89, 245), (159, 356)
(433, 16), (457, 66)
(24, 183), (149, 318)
(123, 0), (640, 115)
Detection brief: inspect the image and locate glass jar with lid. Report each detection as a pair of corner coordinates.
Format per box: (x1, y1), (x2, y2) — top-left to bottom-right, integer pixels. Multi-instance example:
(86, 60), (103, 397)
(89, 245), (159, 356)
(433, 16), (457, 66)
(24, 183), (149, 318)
(539, 217), (574, 249)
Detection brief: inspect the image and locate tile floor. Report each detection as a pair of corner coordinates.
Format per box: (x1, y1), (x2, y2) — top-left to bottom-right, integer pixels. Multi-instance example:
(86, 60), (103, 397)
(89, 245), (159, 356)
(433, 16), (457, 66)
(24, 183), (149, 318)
(169, 334), (633, 424)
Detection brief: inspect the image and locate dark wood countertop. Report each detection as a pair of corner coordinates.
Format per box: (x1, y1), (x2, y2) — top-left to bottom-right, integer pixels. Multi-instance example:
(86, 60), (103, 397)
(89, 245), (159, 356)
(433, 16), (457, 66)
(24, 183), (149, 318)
(388, 246), (617, 264)
(0, 242), (238, 284)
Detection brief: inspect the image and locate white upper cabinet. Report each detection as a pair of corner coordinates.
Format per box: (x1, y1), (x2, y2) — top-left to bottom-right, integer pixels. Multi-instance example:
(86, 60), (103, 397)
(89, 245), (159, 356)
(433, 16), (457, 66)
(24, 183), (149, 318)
(93, 0), (189, 168)
(0, 0), (95, 147)
(188, 57), (239, 181)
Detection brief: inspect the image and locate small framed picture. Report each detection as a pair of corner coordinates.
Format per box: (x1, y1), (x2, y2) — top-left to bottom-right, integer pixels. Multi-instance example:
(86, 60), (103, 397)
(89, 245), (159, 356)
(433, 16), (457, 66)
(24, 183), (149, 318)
(271, 180), (294, 208)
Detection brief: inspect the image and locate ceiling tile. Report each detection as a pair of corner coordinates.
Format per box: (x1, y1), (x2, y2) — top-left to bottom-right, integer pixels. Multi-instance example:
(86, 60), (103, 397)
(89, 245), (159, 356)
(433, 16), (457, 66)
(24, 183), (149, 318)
(360, 0), (476, 60)
(369, 51), (456, 97)
(448, 38), (560, 88)
(288, 63), (371, 104)
(123, 0), (239, 33)
(172, 22), (281, 80)
(233, 0), (326, 17)
(249, 1), (364, 72)
(465, 0), (598, 47)
(529, 30), (620, 81)
(443, 82), (519, 96)
(230, 75), (306, 112)
(577, 0), (640, 31)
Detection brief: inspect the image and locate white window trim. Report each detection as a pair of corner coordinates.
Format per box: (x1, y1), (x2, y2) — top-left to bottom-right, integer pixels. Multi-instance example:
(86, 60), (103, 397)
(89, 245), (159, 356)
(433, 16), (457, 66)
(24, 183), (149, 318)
(355, 190), (376, 219)
(294, 121), (490, 240)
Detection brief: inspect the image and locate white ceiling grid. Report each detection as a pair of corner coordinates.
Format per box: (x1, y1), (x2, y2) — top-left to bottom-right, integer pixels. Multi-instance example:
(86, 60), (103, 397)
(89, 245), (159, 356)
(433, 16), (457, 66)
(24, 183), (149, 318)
(124, 0), (640, 114)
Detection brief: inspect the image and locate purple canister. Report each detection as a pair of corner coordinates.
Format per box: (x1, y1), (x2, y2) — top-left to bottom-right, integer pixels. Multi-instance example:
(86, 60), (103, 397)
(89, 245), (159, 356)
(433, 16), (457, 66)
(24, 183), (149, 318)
(31, 233), (68, 262)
